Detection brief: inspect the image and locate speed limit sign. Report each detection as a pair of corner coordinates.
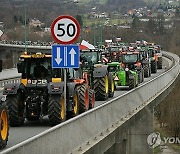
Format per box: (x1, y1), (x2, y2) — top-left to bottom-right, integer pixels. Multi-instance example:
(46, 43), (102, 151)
(51, 15), (80, 44)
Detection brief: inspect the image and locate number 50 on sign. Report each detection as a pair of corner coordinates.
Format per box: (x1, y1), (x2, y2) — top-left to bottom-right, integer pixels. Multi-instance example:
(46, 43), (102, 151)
(51, 15), (80, 44)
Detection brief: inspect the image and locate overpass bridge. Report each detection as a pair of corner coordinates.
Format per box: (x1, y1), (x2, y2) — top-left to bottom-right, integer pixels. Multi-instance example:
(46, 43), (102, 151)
(0, 43), (51, 68)
(0, 44), (179, 154)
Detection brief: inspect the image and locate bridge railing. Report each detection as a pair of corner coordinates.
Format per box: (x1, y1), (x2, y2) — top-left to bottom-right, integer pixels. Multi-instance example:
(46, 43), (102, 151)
(1, 52), (179, 154)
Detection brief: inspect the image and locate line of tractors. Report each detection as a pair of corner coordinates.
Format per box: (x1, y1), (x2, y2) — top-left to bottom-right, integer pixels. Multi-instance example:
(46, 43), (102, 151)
(0, 41), (163, 149)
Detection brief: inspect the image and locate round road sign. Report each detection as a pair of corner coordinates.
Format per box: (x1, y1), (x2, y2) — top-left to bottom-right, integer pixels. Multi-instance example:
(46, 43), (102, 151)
(51, 15), (80, 44)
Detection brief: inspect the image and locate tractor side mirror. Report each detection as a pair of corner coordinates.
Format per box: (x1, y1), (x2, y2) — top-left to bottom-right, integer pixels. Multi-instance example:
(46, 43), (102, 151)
(17, 62), (23, 73)
(0, 59), (2, 72)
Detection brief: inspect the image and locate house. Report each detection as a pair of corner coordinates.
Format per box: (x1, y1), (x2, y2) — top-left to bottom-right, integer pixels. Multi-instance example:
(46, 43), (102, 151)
(29, 18), (44, 28)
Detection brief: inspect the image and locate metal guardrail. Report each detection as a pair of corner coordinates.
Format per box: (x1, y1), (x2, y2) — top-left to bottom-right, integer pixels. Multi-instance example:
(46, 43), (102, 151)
(0, 43), (52, 50)
(1, 51), (179, 154)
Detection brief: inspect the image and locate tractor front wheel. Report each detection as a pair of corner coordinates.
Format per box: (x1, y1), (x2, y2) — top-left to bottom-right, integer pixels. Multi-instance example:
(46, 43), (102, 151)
(108, 73), (115, 98)
(77, 84), (89, 113)
(70, 88), (80, 117)
(94, 75), (109, 101)
(157, 57), (162, 69)
(144, 64), (149, 78)
(0, 102), (9, 149)
(129, 77), (135, 90)
(6, 95), (24, 127)
(89, 89), (95, 109)
(48, 95), (66, 126)
(151, 60), (157, 73)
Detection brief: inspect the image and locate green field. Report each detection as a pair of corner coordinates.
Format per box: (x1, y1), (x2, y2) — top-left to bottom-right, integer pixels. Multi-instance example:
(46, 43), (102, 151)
(79, 0), (107, 4)
(83, 17), (129, 27)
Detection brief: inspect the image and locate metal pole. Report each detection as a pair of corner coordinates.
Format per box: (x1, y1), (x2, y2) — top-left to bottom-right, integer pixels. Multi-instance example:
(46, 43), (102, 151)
(64, 68), (67, 114)
(100, 25), (102, 49)
(93, 26), (96, 46)
(24, 0), (27, 52)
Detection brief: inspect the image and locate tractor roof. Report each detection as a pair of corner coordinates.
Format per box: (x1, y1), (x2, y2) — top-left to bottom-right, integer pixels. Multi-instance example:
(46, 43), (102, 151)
(20, 52), (51, 58)
(80, 49), (103, 53)
(121, 51), (139, 55)
(107, 62), (121, 66)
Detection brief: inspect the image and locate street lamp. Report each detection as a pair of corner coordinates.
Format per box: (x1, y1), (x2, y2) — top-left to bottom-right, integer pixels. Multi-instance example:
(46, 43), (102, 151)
(98, 25), (103, 49)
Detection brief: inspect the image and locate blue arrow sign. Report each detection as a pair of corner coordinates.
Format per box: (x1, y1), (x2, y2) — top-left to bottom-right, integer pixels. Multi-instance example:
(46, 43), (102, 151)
(52, 45), (79, 68)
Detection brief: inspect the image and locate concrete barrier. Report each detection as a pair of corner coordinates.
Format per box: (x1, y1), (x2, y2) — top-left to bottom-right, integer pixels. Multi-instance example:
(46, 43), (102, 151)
(1, 52), (180, 154)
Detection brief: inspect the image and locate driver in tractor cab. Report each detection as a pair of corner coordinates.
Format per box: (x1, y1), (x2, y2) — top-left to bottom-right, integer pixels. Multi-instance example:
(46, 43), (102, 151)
(34, 62), (48, 78)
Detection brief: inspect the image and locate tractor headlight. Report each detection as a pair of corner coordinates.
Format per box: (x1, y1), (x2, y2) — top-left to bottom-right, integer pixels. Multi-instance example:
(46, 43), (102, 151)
(125, 68), (129, 71)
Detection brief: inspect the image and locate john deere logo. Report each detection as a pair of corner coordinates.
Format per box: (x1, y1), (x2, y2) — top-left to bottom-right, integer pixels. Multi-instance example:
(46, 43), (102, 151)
(147, 132), (161, 148)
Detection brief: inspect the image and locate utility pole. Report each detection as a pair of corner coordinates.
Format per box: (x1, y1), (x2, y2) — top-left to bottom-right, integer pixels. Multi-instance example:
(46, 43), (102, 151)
(24, 0), (27, 52)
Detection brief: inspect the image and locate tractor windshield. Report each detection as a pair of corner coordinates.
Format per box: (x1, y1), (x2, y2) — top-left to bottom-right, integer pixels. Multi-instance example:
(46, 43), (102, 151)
(122, 54), (138, 63)
(80, 52), (98, 64)
(108, 47), (119, 52)
(21, 58), (62, 79)
(148, 49), (155, 57)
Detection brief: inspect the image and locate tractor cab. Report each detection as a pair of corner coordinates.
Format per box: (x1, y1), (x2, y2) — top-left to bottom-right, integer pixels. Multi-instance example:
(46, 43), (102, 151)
(80, 50), (99, 65)
(120, 52), (141, 70)
(120, 51), (144, 83)
(17, 52), (63, 86)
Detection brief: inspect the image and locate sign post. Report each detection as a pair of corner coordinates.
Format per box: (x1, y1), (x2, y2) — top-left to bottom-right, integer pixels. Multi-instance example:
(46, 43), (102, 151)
(51, 15), (80, 117)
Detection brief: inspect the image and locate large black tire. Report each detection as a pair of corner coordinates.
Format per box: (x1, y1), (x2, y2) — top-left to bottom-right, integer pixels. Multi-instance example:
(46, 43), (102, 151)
(151, 60), (157, 73)
(138, 71), (143, 83)
(89, 89), (95, 109)
(129, 77), (135, 90)
(141, 69), (144, 82)
(94, 75), (109, 101)
(48, 95), (66, 126)
(108, 73), (115, 98)
(77, 84), (89, 113)
(68, 88), (80, 118)
(157, 57), (162, 69)
(6, 95), (24, 127)
(144, 64), (150, 78)
(0, 102), (9, 149)
(26, 116), (39, 121)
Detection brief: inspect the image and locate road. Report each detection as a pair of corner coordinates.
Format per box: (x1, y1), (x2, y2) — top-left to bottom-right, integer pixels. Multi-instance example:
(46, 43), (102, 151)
(0, 57), (171, 152)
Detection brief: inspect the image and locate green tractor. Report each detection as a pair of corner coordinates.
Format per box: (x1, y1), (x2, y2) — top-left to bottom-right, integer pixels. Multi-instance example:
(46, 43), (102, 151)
(3, 52), (94, 126)
(147, 47), (158, 73)
(107, 62), (138, 90)
(120, 51), (144, 83)
(80, 49), (114, 101)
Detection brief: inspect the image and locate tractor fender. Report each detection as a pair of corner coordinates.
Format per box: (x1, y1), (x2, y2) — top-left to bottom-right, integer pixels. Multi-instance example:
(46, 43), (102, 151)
(3, 83), (22, 95)
(48, 82), (64, 94)
(93, 66), (108, 78)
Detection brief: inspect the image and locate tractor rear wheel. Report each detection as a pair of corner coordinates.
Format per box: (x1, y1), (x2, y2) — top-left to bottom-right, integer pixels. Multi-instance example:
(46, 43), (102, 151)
(129, 77), (135, 90)
(89, 89), (95, 109)
(94, 75), (109, 101)
(157, 57), (162, 69)
(108, 73), (115, 98)
(151, 60), (157, 73)
(6, 95), (24, 127)
(77, 84), (89, 113)
(0, 102), (9, 149)
(48, 95), (66, 126)
(144, 64), (149, 78)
